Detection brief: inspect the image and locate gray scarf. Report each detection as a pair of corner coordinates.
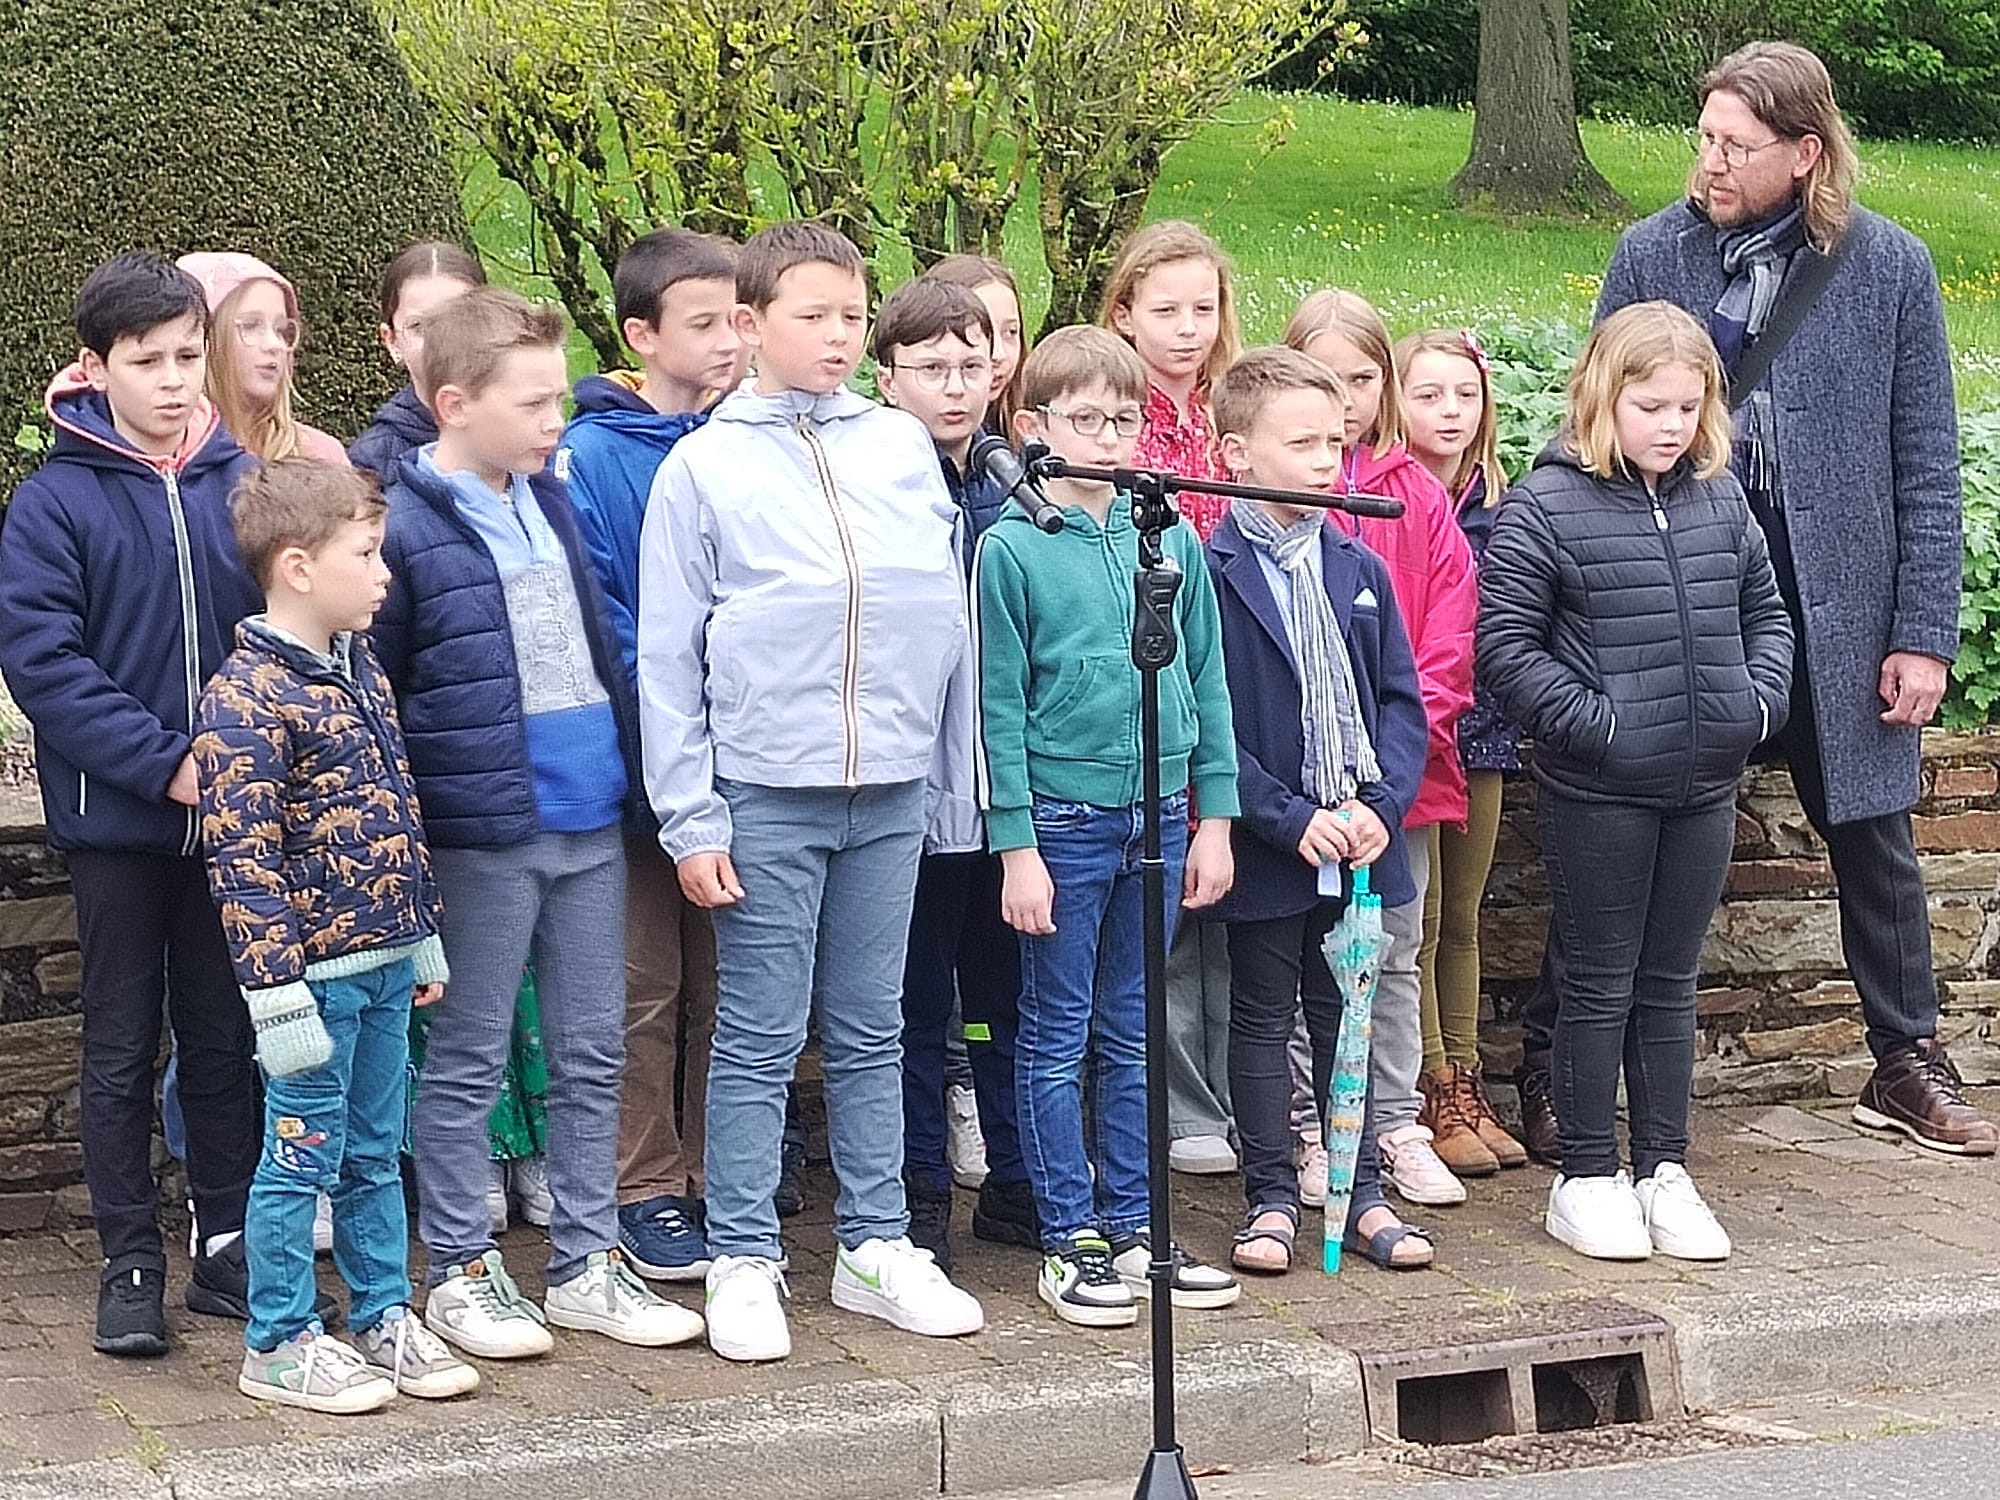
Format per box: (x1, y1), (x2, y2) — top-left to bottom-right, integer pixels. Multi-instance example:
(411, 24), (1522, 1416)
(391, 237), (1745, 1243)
(1232, 501), (1380, 806)
(1713, 202), (1808, 503)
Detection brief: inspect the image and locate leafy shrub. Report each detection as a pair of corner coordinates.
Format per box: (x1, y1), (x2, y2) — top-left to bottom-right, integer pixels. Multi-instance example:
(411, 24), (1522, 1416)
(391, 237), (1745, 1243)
(0, 0), (469, 494)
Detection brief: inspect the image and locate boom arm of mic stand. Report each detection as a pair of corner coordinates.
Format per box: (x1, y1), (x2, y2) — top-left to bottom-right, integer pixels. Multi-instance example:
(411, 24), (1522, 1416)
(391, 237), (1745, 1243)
(1025, 454), (1406, 520)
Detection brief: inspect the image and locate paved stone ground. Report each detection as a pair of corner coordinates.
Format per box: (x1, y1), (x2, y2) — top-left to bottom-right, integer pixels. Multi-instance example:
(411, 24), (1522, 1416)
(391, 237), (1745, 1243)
(0, 1094), (1995, 1478)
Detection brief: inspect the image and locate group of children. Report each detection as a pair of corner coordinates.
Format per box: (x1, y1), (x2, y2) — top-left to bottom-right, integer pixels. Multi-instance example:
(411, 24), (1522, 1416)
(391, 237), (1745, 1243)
(0, 210), (1789, 1411)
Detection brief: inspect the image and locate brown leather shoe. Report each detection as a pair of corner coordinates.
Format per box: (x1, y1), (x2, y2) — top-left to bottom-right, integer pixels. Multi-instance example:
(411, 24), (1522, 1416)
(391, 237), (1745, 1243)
(1515, 1063), (1562, 1168)
(1852, 1040), (1999, 1156)
(1461, 1064), (1529, 1168)
(1419, 1066), (1500, 1176)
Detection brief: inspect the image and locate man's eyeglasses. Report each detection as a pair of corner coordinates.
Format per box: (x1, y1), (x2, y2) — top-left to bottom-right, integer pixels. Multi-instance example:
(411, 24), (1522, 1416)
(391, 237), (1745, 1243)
(891, 358), (993, 392)
(1038, 404), (1145, 438)
(1691, 129), (1791, 171)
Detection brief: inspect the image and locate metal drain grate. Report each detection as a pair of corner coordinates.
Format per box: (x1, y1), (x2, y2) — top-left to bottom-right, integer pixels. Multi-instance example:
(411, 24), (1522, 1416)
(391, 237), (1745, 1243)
(1351, 1298), (1679, 1446)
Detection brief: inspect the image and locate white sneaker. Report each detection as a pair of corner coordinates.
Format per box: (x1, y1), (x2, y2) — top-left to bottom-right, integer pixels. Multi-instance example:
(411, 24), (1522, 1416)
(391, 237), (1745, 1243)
(423, 1250), (554, 1359)
(1297, 1141), (1329, 1209)
(946, 1084), (990, 1189)
(1635, 1164), (1731, 1261)
(1379, 1124), (1468, 1207)
(356, 1306), (480, 1398)
(832, 1236), (985, 1337)
(1109, 1233), (1241, 1310)
(487, 1160), (510, 1236)
(546, 1249), (705, 1346)
(510, 1154), (554, 1228)
(705, 1255), (791, 1362)
(312, 1192), (335, 1255)
(1546, 1172), (1654, 1261)
(1168, 1134), (1238, 1174)
(1037, 1234), (1137, 1327)
(239, 1329), (396, 1414)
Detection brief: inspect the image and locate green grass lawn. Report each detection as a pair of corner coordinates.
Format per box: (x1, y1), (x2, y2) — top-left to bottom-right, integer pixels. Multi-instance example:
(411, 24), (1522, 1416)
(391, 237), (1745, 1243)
(467, 91), (2000, 402)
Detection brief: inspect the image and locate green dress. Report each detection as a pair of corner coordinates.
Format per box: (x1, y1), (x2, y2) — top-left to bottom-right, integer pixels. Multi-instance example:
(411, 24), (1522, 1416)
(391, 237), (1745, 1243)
(406, 968), (549, 1160)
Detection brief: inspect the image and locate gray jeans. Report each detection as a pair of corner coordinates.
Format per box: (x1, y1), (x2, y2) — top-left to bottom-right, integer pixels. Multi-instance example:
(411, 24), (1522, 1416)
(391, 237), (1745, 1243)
(1164, 916), (1235, 1140)
(1368, 827), (1431, 1136)
(417, 827), (627, 1285)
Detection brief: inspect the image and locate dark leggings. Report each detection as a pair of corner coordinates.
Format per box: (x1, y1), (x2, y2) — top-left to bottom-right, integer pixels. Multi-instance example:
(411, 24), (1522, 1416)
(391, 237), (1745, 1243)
(1539, 789), (1735, 1179)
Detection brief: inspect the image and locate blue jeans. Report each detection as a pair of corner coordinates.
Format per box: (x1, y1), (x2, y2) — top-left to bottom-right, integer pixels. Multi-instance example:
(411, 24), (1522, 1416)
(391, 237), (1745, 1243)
(418, 828), (627, 1286)
(1016, 791), (1189, 1250)
(246, 959), (414, 1351)
(706, 779), (927, 1261)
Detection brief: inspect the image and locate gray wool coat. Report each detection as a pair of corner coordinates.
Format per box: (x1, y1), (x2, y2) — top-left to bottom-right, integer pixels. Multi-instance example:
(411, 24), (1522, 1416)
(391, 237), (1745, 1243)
(1597, 202), (1962, 824)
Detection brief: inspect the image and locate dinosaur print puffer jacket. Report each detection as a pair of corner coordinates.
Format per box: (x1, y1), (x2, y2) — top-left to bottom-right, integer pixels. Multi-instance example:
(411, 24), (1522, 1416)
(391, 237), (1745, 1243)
(192, 620), (445, 1001)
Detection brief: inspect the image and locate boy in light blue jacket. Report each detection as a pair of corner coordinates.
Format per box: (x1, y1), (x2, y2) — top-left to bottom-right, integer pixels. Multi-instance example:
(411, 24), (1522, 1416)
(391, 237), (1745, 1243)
(638, 221), (985, 1364)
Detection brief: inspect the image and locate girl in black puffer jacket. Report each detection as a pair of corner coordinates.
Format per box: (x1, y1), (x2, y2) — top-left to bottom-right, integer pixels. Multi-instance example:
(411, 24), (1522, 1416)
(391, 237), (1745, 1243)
(1477, 302), (1793, 1267)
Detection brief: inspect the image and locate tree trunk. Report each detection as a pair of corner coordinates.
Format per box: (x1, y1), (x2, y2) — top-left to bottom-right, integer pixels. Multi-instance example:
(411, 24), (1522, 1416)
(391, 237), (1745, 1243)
(1451, 0), (1627, 215)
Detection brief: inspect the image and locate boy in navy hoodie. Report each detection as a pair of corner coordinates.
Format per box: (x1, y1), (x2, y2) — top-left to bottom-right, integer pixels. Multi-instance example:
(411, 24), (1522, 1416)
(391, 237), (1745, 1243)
(554, 227), (741, 1282)
(873, 276), (1034, 1268)
(374, 286), (703, 1361)
(0, 252), (266, 1356)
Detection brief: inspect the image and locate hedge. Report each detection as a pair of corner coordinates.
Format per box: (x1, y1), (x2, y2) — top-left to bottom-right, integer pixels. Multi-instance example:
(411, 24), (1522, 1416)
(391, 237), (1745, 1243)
(0, 0), (469, 491)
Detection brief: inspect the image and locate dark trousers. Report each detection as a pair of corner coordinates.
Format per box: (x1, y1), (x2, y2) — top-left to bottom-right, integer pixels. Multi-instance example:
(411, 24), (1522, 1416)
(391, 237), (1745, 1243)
(1539, 790), (1735, 1179)
(1225, 902), (1383, 1224)
(900, 851), (1025, 1195)
(1778, 646), (1937, 1059)
(68, 850), (258, 1268)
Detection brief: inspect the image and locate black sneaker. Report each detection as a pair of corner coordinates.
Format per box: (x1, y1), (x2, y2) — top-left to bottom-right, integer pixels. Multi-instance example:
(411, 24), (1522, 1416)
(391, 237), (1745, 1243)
(1038, 1233), (1136, 1327)
(96, 1259), (167, 1357)
(775, 1140), (808, 1219)
(187, 1235), (343, 1329)
(906, 1183), (954, 1274)
(971, 1177), (1041, 1249)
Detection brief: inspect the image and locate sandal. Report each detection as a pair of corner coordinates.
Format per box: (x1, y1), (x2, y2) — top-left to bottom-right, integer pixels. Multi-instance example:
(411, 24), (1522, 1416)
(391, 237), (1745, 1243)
(1230, 1204), (1298, 1275)
(1344, 1212), (1434, 1272)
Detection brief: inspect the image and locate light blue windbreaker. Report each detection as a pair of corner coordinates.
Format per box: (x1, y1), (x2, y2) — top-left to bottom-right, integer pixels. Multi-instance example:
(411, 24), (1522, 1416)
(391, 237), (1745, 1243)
(638, 381), (979, 860)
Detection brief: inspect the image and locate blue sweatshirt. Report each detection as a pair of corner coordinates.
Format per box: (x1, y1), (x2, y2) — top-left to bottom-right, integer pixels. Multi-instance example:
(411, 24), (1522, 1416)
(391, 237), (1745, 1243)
(554, 371), (708, 691)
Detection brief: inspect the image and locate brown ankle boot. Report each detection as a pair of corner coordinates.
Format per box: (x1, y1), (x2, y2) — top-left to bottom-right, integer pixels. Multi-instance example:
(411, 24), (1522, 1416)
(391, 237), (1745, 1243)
(1418, 1066), (1500, 1176)
(1460, 1064), (1529, 1168)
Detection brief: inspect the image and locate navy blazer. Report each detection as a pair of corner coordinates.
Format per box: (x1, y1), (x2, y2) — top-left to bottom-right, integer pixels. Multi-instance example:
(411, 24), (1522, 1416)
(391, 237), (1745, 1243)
(372, 461), (647, 850)
(1205, 513), (1428, 922)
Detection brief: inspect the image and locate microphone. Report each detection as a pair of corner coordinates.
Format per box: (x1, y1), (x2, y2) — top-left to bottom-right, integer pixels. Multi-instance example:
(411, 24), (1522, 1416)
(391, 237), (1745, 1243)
(971, 433), (1065, 535)
(1024, 450), (1406, 520)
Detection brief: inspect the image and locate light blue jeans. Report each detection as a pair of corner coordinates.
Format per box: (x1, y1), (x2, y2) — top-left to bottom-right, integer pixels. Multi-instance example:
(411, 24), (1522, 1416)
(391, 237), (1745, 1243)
(417, 828), (626, 1286)
(245, 958), (414, 1351)
(1016, 791), (1189, 1250)
(705, 779), (927, 1262)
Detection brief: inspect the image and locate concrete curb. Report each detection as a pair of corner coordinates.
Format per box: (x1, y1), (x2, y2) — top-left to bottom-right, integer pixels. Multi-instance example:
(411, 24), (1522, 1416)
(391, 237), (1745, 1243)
(11, 1276), (2000, 1499)
(1654, 1270), (2000, 1412)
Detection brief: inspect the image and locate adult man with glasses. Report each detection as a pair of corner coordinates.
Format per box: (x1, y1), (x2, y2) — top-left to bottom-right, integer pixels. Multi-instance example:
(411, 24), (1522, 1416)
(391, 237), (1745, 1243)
(1512, 41), (1994, 1160)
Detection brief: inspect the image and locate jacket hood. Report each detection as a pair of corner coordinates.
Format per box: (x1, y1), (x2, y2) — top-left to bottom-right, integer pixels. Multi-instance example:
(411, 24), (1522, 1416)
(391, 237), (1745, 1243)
(176, 251), (299, 319)
(568, 372), (708, 453)
(1528, 437), (1696, 499)
(366, 385), (437, 446)
(709, 379), (878, 429)
(43, 363), (228, 476)
(991, 491), (1135, 541)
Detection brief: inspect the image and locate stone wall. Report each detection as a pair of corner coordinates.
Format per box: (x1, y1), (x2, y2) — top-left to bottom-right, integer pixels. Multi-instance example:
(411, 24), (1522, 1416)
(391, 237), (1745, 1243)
(3, 733), (1999, 1232)
(1477, 731), (2000, 1102)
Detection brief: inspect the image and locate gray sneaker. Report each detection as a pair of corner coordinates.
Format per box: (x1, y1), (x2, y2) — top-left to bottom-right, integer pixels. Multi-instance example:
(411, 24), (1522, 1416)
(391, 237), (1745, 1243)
(357, 1306), (481, 1398)
(239, 1328), (397, 1413)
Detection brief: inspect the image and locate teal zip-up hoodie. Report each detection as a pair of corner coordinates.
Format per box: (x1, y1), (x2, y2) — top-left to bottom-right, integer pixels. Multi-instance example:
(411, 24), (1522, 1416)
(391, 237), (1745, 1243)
(973, 498), (1239, 852)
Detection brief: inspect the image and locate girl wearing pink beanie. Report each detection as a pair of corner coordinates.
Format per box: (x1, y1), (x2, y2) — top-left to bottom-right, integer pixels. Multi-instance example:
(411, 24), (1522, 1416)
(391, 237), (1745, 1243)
(177, 252), (348, 466)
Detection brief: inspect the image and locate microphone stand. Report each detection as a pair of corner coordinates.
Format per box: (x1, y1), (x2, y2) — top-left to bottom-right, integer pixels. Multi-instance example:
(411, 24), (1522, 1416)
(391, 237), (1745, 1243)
(1023, 449), (1402, 1500)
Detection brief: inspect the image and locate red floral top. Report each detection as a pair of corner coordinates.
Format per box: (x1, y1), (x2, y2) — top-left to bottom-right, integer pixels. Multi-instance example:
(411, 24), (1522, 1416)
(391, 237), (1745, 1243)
(1135, 382), (1229, 541)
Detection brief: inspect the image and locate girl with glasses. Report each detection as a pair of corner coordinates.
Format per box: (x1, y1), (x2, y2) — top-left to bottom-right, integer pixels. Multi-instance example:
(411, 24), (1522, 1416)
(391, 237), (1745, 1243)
(177, 252), (346, 465)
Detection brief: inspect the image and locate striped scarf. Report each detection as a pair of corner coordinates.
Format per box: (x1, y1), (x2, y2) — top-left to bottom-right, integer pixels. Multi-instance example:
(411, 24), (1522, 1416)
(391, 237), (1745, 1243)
(1232, 500), (1380, 806)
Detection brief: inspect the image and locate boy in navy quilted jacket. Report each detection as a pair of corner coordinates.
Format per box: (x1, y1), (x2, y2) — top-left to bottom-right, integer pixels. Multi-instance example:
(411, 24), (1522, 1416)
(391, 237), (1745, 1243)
(193, 460), (476, 1414)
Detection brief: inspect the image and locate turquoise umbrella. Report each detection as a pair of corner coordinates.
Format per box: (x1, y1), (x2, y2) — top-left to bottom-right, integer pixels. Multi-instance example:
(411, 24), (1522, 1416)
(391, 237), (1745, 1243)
(1319, 862), (1385, 1274)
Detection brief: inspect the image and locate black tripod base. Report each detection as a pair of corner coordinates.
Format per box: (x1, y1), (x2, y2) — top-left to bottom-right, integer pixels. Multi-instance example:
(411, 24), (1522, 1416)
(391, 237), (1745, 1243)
(1133, 1447), (1199, 1500)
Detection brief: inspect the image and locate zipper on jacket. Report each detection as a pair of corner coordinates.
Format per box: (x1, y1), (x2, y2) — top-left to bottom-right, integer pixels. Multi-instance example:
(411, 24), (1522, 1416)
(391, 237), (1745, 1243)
(164, 469), (201, 856)
(795, 414), (864, 786)
(77, 771), (87, 818)
(1653, 496), (1700, 803)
